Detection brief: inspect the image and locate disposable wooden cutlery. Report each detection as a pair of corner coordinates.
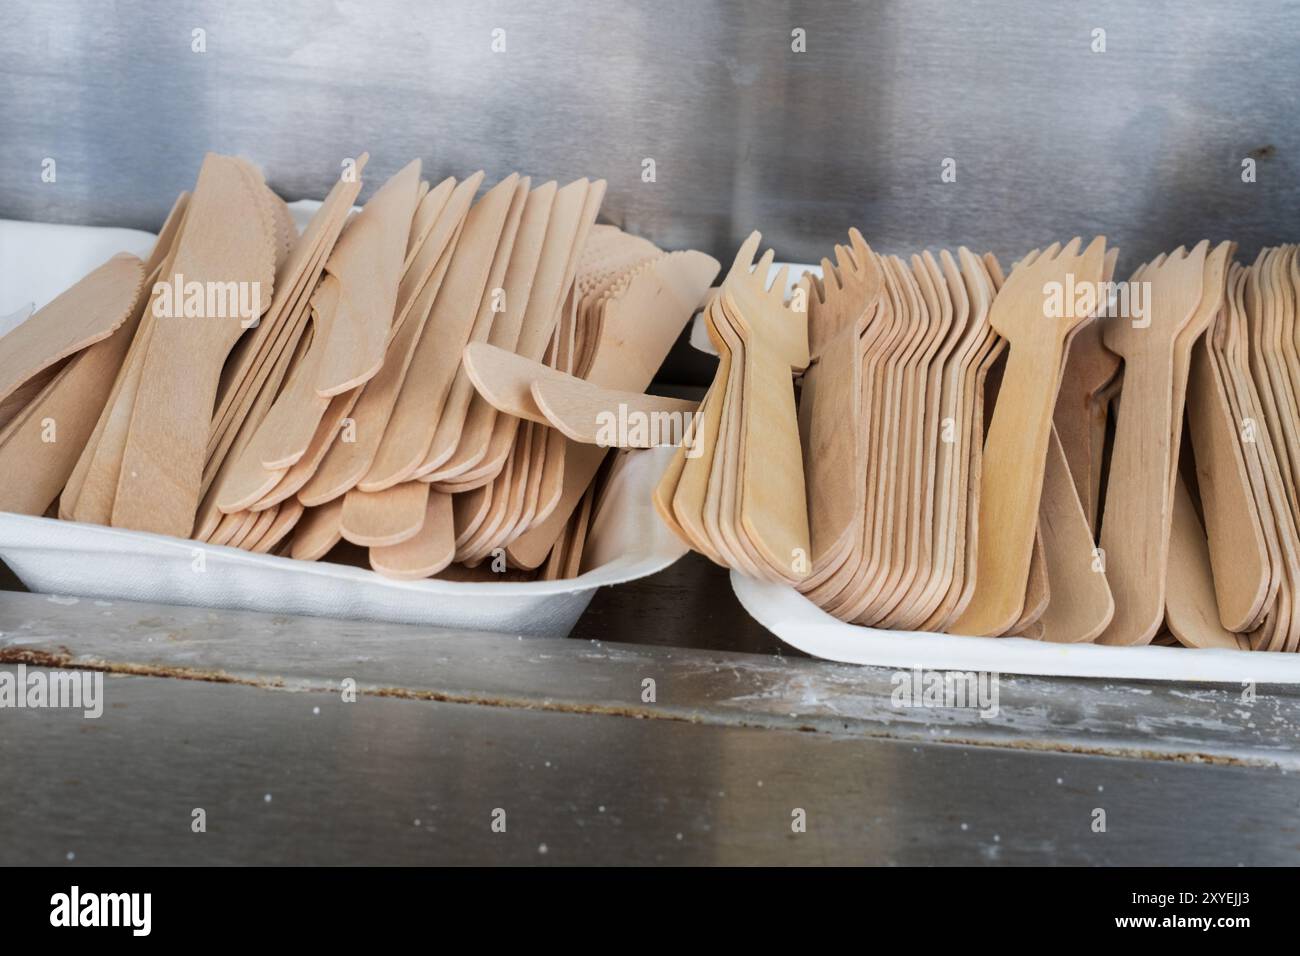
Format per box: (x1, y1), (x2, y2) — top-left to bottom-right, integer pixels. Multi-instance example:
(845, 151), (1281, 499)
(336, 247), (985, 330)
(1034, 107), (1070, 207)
(6, 152), (715, 587)
(1097, 244), (1206, 645)
(20, 151), (1300, 635)
(952, 236), (1106, 637)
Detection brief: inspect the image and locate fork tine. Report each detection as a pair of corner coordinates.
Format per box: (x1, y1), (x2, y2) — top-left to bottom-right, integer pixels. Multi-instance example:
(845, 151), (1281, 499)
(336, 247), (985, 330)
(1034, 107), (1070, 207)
(819, 258), (838, 295)
(794, 274), (816, 320)
(1078, 235), (1107, 272)
(834, 242), (856, 277)
(809, 271), (826, 302)
(730, 231), (762, 278)
(1057, 237), (1083, 259)
(755, 248), (776, 280)
(769, 263), (791, 297)
(848, 228), (872, 266)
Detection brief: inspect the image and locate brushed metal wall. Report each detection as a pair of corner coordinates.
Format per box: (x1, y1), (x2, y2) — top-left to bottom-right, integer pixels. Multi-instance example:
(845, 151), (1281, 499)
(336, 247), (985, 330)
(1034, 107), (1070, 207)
(2, 0), (1298, 371)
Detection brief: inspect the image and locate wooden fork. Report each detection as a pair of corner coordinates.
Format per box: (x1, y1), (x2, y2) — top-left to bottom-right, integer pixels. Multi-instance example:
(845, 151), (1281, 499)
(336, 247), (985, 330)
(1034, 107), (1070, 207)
(951, 237), (1106, 636)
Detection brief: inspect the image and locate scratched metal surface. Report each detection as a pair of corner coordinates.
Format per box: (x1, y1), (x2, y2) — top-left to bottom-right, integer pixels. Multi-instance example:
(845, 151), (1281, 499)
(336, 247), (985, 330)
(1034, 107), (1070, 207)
(3, 589), (1300, 764)
(3, 1), (1298, 367)
(2, 668), (1298, 865)
(3, 591), (1298, 864)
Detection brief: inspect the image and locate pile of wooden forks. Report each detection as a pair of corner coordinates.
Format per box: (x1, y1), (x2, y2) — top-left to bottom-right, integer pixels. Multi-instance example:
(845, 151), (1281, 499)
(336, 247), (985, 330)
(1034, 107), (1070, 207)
(663, 227), (1300, 651)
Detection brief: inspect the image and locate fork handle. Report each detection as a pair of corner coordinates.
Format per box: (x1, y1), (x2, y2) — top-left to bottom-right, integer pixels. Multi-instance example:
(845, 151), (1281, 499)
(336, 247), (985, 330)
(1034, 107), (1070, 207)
(1096, 352), (1176, 645)
(802, 326), (861, 570)
(951, 341), (1061, 635)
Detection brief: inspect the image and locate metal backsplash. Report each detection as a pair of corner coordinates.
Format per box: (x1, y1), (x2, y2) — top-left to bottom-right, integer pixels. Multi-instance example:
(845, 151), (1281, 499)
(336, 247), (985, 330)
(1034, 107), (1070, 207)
(3, 0), (1298, 378)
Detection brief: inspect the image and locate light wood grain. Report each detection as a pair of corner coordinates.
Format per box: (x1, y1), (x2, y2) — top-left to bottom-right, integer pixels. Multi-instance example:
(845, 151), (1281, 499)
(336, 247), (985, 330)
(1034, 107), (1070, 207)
(362, 174), (521, 490)
(339, 480), (430, 548)
(1166, 477), (1250, 650)
(1034, 426), (1114, 642)
(114, 155), (277, 537)
(314, 159), (422, 397)
(953, 238), (1106, 637)
(1098, 245), (1206, 645)
(0, 253), (145, 408)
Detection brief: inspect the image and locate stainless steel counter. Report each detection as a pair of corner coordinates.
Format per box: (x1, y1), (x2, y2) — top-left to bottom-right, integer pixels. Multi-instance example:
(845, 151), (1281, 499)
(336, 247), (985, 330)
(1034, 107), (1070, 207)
(2, 578), (1297, 866)
(3, 0), (1299, 865)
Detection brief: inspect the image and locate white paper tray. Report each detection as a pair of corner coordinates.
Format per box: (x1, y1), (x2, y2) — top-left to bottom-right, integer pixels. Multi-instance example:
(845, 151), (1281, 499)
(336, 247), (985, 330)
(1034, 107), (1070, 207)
(0, 216), (687, 638)
(687, 261), (1297, 681)
(0, 446), (685, 638)
(731, 570), (1300, 683)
